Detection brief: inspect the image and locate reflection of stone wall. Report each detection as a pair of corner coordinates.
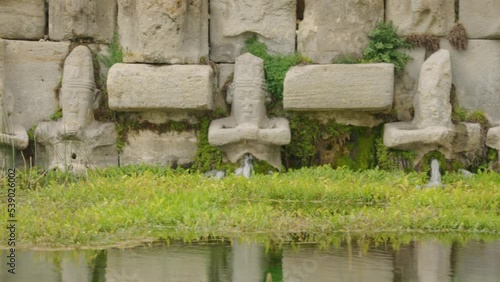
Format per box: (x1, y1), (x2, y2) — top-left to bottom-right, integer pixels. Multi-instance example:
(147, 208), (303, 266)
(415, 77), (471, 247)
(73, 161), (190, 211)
(1, 0), (499, 168)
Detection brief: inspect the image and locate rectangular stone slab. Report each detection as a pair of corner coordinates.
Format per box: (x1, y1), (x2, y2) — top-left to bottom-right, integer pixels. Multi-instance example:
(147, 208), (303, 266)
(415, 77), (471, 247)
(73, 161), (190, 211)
(107, 64), (214, 111)
(0, 0), (46, 40)
(4, 40), (70, 130)
(283, 64), (394, 111)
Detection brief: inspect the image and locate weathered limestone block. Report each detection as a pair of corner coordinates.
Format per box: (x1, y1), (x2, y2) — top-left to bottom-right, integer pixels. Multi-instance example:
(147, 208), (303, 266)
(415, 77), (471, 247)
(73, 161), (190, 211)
(49, 0), (117, 43)
(4, 40), (70, 130)
(441, 39), (500, 123)
(394, 48), (426, 121)
(453, 123), (482, 153)
(384, 50), (455, 157)
(208, 53), (291, 169)
(486, 127), (500, 151)
(117, 0), (208, 63)
(35, 46), (117, 172)
(412, 50), (452, 129)
(210, 0), (296, 63)
(0, 0), (46, 40)
(283, 64), (394, 111)
(107, 64), (214, 111)
(298, 0), (383, 63)
(120, 130), (198, 167)
(386, 0), (455, 36)
(0, 39), (29, 168)
(461, 0), (500, 39)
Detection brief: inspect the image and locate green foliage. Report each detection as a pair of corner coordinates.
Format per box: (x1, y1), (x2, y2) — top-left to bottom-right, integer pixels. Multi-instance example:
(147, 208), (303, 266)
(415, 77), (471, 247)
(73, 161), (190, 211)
(191, 117), (226, 172)
(97, 33), (123, 69)
(283, 115), (322, 167)
(375, 137), (415, 171)
(362, 22), (412, 74)
(50, 107), (63, 121)
(243, 36), (311, 102)
(420, 151), (447, 173)
(3, 166), (500, 247)
(114, 114), (196, 153)
(336, 127), (379, 170)
(27, 125), (37, 142)
(466, 110), (489, 126)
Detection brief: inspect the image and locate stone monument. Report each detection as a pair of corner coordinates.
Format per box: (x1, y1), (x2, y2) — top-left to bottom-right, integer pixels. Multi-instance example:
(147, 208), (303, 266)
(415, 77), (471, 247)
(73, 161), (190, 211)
(208, 53), (290, 169)
(0, 39), (28, 169)
(0, 87), (29, 169)
(384, 49), (481, 163)
(383, 49), (455, 159)
(35, 46), (117, 172)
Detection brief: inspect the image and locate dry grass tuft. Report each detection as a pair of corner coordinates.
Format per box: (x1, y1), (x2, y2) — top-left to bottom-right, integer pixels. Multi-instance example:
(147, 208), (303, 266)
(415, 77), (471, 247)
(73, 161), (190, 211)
(406, 33), (440, 52)
(448, 23), (468, 50)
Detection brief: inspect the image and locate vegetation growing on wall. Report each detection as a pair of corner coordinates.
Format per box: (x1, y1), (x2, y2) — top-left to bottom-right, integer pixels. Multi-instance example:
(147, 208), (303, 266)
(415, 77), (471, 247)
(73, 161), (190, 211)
(243, 36), (311, 103)
(406, 33), (440, 52)
(332, 22), (413, 75)
(375, 137), (415, 171)
(362, 22), (413, 75)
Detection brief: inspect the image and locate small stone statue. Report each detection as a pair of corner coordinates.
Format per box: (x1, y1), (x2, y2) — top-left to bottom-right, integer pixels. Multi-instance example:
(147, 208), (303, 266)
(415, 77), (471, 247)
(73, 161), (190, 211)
(208, 53), (290, 169)
(0, 90), (29, 168)
(0, 38), (28, 168)
(35, 46), (117, 172)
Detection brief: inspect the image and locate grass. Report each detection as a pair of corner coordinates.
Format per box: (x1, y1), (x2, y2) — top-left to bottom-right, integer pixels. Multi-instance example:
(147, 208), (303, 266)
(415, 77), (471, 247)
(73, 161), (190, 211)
(1, 166), (499, 248)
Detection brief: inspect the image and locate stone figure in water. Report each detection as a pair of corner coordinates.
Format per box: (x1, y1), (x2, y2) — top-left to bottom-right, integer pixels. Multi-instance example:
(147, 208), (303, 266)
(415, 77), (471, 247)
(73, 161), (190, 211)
(208, 53), (290, 169)
(0, 39), (28, 168)
(35, 46), (117, 172)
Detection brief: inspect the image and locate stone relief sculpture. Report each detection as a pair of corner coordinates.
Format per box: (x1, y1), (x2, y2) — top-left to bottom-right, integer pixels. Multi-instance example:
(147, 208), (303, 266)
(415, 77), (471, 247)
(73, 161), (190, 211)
(384, 49), (481, 163)
(208, 53), (291, 169)
(35, 46), (117, 172)
(0, 39), (28, 169)
(0, 86), (29, 169)
(384, 49), (455, 160)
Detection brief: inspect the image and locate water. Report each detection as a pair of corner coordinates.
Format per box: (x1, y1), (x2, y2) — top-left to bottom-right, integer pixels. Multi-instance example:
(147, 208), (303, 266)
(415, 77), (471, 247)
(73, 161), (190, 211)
(425, 159), (442, 188)
(1, 239), (499, 282)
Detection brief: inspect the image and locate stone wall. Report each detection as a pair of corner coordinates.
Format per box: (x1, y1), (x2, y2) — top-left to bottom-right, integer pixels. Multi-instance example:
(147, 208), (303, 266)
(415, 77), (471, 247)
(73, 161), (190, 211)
(0, 0), (499, 170)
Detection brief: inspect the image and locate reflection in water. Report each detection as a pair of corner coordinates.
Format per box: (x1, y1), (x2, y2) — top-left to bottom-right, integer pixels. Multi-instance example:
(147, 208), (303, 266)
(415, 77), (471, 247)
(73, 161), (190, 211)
(1, 239), (499, 282)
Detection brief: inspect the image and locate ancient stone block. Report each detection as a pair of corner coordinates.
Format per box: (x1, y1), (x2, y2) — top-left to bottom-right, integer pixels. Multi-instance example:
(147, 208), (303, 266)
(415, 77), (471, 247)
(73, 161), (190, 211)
(107, 64), (214, 111)
(210, 0), (296, 63)
(120, 130), (198, 167)
(0, 0), (46, 40)
(461, 0), (500, 39)
(283, 64), (394, 111)
(394, 48), (426, 121)
(386, 0), (455, 36)
(117, 0), (208, 63)
(48, 0), (117, 43)
(4, 40), (70, 130)
(441, 39), (500, 123)
(298, 0), (383, 63)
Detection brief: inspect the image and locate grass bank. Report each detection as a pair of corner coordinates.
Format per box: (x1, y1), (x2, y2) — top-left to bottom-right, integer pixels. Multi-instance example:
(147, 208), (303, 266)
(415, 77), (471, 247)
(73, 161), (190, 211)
(1, 166), (499, 248)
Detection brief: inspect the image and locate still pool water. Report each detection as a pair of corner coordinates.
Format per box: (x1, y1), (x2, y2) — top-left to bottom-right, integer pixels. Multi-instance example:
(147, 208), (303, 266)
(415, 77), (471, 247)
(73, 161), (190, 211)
(1, 239), (499, 282)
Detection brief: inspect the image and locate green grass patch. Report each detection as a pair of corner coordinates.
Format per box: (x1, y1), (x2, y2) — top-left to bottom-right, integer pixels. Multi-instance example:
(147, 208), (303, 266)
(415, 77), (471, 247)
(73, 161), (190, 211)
(2, 166), (499, 248)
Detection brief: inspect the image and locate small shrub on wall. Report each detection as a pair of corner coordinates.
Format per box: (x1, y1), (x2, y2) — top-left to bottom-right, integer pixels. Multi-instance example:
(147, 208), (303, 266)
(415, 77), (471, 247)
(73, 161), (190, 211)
(362, 21), (412, 75)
